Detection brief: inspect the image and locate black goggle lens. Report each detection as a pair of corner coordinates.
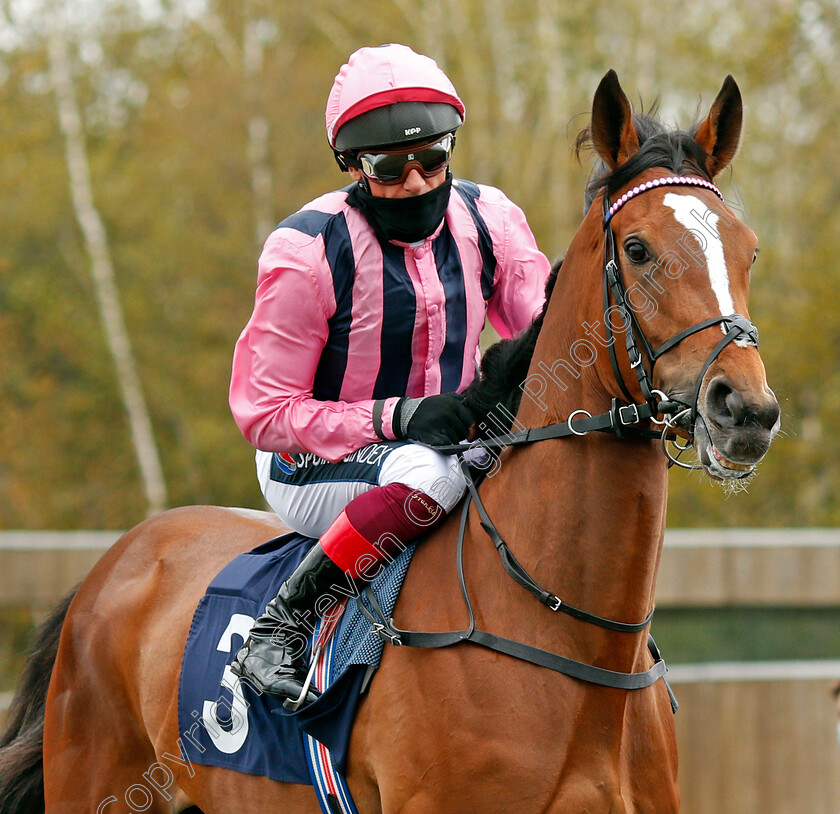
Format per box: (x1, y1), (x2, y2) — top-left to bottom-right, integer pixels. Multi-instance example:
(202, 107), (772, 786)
(358, 134), (454, 184)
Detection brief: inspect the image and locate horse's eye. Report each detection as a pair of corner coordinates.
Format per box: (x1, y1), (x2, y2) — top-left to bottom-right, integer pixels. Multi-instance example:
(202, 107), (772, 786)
(624, 239), (650, 264)
(752, 249), (759, 265)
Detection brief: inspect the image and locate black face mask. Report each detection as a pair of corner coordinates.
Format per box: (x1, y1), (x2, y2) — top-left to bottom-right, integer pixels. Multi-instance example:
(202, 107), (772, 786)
(347, 173), (452, 243)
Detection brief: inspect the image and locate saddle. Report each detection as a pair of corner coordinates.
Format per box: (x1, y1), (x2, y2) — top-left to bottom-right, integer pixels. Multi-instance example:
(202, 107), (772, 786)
(177, 532), (414, 786)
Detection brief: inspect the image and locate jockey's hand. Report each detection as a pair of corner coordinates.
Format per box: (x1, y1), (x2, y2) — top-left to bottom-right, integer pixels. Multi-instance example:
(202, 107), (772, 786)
(395, 393), (474, 446)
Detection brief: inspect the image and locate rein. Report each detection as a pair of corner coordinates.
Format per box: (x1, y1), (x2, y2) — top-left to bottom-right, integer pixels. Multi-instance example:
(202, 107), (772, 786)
(361, 175), (759, 708)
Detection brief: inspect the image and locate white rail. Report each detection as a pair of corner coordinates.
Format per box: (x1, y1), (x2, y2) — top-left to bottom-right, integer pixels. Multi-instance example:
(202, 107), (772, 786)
(667, 659), (840, 683)
(664, 528), (840, 548)
(3, 528), (840, 549)
(3, 529), (840, 606)
(0, 531), (120, 549)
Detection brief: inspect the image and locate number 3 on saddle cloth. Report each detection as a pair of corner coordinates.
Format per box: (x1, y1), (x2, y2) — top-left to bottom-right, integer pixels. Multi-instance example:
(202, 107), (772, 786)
(178, 532), (415, 814)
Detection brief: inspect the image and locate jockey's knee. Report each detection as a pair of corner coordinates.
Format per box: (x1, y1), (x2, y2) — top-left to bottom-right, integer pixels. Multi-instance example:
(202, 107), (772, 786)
(379, 443), (466, 513)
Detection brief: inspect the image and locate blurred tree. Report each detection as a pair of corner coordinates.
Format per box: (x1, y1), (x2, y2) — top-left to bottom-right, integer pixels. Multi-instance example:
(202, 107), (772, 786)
(47, 17), (167, 516)
(0, 0), (837, 529)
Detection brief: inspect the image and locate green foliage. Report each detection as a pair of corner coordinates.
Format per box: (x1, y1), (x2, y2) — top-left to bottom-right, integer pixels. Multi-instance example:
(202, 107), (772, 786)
(1, 0), (838, 528)
(0, 607), (36, 692)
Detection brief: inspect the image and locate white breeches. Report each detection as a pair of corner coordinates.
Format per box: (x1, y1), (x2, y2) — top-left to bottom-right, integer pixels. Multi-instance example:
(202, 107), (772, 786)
(255, 441), (467, 537)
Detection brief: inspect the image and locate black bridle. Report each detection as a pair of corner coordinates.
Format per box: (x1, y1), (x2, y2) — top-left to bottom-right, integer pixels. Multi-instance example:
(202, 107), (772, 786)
(428, 174), (761, 457)
(601, 175), (759, 433)
(359, 174), (761, 707)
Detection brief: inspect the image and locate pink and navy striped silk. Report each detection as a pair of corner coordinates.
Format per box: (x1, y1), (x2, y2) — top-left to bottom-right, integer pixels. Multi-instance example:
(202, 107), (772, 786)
(230, 180), (549, 462)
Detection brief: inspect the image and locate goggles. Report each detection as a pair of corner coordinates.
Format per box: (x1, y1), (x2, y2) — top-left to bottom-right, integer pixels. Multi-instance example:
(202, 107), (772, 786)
(356, 133), (455, 185)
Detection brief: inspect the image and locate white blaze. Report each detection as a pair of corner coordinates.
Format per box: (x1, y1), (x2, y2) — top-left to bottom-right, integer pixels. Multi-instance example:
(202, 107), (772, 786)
(663, 193), (735, 319)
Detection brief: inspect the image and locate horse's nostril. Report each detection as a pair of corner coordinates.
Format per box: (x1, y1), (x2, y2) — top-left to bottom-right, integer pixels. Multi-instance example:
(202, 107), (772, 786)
(705, 377), (781, 432)
(705, 378), (746, 428)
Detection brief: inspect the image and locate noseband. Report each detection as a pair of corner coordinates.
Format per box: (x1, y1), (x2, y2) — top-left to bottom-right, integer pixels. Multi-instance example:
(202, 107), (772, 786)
(601, 175), (759, 439)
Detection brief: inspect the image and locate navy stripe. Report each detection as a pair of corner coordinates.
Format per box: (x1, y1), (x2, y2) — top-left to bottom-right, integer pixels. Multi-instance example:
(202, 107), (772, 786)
(432, 223), (467, 392)
(454, 180), (497, 300)
(275, 209), (335, 238)
(310, 214), (355, 401)
(373, 243), (416, 398)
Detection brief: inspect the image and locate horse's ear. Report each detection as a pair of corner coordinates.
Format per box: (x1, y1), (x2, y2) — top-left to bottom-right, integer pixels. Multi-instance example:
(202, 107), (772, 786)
(590, 69), (640, 170)
(693, 75), (742, 177)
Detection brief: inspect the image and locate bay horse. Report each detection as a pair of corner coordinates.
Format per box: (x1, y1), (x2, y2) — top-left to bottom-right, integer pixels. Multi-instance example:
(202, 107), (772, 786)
(1, 70), (779, 813)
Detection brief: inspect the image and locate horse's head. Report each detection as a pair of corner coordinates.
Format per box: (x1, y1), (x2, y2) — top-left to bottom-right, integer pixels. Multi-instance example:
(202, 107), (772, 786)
(580, 70), (780, 481)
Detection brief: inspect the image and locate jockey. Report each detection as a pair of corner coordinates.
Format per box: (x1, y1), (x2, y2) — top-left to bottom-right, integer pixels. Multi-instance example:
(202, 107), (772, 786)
(229, 43), (550, 703)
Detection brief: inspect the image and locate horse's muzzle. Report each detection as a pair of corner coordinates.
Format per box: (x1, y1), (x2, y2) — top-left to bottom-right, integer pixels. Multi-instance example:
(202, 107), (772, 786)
(694, 375), (781, 479)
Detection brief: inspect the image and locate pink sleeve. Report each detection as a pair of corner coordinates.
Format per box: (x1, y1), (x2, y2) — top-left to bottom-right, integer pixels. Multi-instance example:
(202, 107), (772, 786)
(229, 230), (399, 463)
(478, 188), (550, 339)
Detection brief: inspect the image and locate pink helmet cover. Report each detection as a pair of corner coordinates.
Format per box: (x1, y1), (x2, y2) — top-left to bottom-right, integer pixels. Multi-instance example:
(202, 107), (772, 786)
(325, 44), (466, 148)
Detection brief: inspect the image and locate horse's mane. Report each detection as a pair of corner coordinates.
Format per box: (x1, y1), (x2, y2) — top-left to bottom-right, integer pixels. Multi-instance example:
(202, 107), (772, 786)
(464, 261), (560, 438)
(576, 108), (712, 213)
(465, 109), (709, 438)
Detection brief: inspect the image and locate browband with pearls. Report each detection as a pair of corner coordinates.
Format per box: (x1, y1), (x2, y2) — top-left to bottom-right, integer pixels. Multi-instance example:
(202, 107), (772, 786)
(603, 176), (725, 225)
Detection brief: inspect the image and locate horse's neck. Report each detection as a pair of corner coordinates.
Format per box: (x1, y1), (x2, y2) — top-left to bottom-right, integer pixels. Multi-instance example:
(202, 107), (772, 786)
(468, 233), (668, 669)
(475, 438), (666, 648)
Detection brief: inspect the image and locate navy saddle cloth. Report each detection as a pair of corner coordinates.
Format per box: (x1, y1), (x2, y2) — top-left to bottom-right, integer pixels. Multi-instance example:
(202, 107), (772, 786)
(177, 532), (414, 784)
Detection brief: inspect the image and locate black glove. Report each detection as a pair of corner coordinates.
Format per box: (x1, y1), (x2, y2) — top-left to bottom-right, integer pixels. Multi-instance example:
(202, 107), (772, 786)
(394, 393), (474, 446)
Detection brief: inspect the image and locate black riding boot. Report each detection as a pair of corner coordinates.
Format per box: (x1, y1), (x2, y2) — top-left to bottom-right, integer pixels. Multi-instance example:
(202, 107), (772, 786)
(230, 542), (346, 703)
